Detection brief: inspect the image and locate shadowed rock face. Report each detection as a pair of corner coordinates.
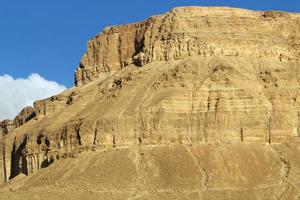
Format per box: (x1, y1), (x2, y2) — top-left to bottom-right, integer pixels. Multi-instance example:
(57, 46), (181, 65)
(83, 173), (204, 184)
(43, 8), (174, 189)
(1, 6), (300, 200)
(0, 120), (15, 136)
(13, 107), (36, 128)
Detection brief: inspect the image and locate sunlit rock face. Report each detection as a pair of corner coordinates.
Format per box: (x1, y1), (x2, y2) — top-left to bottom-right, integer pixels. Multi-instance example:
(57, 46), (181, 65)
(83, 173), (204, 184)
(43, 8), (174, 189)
(1, 6), (300, 200)
(75, 7), (300, 86)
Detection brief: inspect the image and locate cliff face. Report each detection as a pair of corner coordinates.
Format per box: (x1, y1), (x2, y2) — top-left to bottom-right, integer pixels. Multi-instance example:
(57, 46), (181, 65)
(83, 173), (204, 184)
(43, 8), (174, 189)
(1, 7), (300, 199)
(75, 7), (300, 86)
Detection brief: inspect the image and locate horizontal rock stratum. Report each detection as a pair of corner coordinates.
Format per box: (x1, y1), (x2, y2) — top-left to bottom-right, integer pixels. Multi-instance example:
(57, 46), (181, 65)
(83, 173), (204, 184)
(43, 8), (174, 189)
(1, 7), (300, 200)
(75, 6), (300, 86)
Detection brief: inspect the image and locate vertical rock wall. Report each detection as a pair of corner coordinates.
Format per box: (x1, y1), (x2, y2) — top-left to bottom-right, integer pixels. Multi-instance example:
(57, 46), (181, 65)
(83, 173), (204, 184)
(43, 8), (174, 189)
(75, 7), (300, 86)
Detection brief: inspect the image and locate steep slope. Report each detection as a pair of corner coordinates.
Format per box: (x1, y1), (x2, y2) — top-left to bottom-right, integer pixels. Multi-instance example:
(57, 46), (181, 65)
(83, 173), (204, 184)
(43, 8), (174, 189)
(75, 7), (300, 86)
(1, 6), (300, 199)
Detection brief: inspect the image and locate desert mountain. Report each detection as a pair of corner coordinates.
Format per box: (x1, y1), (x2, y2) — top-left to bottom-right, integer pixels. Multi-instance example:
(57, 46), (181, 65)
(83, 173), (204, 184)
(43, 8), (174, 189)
(1, 6), (300, 199)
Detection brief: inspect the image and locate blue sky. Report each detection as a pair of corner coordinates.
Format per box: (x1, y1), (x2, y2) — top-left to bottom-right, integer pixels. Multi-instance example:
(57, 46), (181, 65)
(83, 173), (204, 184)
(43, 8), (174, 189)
(0, 0), (299, 88)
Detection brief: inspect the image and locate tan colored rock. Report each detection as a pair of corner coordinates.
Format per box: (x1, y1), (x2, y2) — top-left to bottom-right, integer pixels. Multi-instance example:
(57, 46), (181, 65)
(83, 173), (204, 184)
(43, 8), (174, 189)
(75, 7), (300, 86)
(13, 106), (36, 127)
(0, 120), (15, 136)
(1, 6), (300, 199)
(0, 106), (36, 136)
(0, 120), (15, 184)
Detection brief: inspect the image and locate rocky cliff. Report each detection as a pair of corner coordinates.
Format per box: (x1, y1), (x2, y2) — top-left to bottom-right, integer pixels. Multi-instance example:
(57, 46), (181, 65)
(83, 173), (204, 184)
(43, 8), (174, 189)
(1, 6), (300, 200)
(75, 7), (300, 86)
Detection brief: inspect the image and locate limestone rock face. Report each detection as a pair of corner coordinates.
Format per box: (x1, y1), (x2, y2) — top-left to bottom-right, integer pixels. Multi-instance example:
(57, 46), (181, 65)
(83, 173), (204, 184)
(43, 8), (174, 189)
(13, 106), (36, 127)
(75, 7), (300, 86)
(0, 106), (36, 136)
(0, 120), (15, 136)
(1, 6), (300, 200)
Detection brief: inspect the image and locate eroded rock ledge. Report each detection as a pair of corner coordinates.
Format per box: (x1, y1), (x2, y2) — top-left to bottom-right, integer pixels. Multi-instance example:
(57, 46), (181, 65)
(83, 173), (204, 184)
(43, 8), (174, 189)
(75, 7), (300, 86)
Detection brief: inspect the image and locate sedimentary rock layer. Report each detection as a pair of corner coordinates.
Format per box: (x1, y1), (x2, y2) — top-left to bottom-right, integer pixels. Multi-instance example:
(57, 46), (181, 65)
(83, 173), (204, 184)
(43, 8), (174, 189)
(2, 56), (300, 183)
(1, 142), (300, 199)
(0, 6), (300, 200)
(75, 7), (300, 86)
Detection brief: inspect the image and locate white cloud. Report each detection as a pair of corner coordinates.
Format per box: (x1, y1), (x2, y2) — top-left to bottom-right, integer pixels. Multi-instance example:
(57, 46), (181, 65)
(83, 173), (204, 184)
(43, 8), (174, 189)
(0, 73), (66, 120)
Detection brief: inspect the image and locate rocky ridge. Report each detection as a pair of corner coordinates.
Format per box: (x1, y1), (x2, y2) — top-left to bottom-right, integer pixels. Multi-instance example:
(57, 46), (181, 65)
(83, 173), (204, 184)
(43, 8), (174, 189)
(75, 7), (300, 86)
(1, 6), (300, 199)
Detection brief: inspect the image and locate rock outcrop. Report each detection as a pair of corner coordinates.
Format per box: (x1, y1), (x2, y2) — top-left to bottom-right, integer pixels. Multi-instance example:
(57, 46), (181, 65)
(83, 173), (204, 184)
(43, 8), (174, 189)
(1, 6), (300, 200)
(0, 106), (36, 184)
(75, 7), (300, 86)
(13, 106), (36, 127)
(0, 120), (15, 136)
(0, 106), (36, 135)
